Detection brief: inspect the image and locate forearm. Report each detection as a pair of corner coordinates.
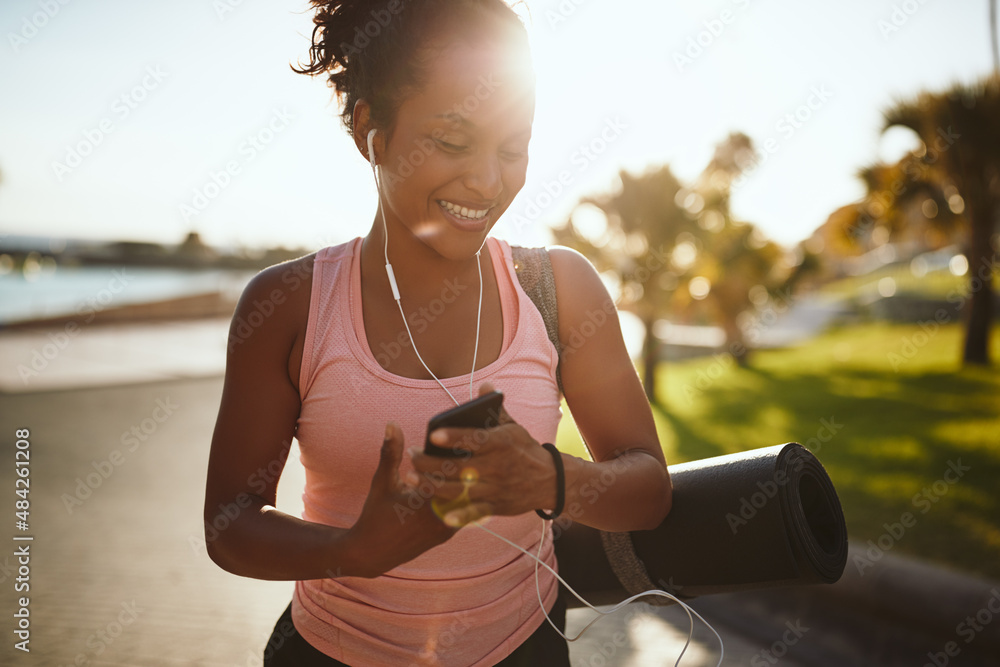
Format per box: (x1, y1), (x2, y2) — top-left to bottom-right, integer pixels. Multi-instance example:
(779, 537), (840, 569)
(205, 495), (359, 580)
(554, 449), (671, 532)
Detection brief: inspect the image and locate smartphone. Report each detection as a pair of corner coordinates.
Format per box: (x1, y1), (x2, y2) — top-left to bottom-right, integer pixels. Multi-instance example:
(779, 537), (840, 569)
(424, 391), (505, 457)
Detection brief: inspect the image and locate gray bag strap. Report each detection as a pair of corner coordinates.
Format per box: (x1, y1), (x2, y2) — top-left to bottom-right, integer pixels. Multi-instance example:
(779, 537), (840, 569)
(511, 246), (564, 395)
(511, 245), (667, 604)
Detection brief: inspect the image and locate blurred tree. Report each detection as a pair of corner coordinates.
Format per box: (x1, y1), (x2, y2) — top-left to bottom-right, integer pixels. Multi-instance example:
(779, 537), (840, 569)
(674, 222), (788, 366)
(551, 166), (697, 404)
(552, 133), (804, 403)
(683, 132), (798, 365)
(831, 75), (1000, 366)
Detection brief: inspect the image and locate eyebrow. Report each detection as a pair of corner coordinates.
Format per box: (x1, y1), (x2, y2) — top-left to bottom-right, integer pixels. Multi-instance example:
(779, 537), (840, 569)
(431, 113), (532, 139)
(433, 112), (472, 127)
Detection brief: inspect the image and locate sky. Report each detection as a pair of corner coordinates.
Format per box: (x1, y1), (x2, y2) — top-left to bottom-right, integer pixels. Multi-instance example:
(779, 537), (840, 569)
(0, 0), (995, 252)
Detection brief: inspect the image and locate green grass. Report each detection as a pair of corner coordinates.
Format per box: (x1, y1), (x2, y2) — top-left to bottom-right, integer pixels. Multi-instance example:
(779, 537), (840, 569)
(819, 264), (998, 300)
(556, 322), (1000, 580)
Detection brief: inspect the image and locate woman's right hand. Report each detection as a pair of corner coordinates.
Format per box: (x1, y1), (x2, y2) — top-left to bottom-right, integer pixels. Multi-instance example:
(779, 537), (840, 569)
(344, 422), (460, 578)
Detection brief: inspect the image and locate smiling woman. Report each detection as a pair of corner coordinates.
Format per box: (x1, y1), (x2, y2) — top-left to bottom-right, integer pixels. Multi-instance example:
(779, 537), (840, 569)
(201, 1), (672, 666)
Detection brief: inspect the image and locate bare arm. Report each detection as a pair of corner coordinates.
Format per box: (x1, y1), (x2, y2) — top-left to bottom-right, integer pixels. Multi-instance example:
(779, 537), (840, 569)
(203, 256), (455, 580)
(203, 256), (351, 579)
(545, 246), (671, 532)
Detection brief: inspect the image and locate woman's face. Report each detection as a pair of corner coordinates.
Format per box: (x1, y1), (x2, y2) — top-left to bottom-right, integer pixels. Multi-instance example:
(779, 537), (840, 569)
(375, 39), (535, 261)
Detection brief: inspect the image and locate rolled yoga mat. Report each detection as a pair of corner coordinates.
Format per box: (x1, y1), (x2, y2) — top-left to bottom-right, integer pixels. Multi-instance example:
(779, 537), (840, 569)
(552, 442), (848, 608)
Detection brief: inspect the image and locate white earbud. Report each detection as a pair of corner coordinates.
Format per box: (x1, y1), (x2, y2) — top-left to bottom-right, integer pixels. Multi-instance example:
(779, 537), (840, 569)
(361, 125), (721, 664)
(365, 124), (481, 405)
(366, 128), (400, 299)
(366, 128), (378, 170)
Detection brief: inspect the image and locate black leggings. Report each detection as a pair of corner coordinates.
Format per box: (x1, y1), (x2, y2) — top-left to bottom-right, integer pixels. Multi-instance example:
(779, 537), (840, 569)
(262, 591), (569, 667)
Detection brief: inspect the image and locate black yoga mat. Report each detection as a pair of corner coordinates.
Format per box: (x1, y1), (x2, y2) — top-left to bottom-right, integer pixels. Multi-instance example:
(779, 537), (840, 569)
(553, 443), (848, 608)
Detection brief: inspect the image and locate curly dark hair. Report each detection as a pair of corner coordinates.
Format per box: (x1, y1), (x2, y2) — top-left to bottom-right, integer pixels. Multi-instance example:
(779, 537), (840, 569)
(292, 0), (531, 139)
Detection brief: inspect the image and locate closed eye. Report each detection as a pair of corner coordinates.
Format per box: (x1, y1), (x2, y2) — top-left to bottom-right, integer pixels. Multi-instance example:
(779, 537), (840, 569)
(435, 139), (467, 152)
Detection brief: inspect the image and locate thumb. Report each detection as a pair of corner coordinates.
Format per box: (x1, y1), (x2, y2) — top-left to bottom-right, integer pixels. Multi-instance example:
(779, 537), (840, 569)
(375, 422), (405, 491)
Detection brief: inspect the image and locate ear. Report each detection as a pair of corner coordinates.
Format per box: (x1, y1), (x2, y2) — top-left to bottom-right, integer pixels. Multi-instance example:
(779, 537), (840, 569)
(352, 99), (379, 163)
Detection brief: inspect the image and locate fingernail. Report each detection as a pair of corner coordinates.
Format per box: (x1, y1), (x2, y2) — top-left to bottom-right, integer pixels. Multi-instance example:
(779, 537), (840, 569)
(444, 511), (463, 527)
(404, 472), (419, 486)
(384, 423), (392, 439)
(430, 430), (447, 444)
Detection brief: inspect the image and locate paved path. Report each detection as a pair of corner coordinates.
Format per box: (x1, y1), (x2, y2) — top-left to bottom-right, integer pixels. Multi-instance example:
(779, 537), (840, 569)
(0, 374), (973, 667)
(1, 320), (998, 666)
(0, 376), (295, 666)
(0, 370), (809, 667)
(0, 318), (231, 394)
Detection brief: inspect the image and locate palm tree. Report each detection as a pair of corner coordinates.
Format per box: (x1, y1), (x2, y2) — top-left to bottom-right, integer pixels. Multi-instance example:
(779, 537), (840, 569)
(835, 75), (1000, 365)
(682, 222), (788, 365)
(553, 133), (800, 401)
(680, 133), (801, 365)
(551, 165), (698, 404)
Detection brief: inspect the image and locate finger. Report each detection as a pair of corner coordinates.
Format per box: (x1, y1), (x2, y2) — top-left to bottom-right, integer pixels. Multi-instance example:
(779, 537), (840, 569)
(429, 473), (493, 522)
(477, 381), (496, 396)
(430, 493), (468, 522)
(376, 422), (404, 492)
(430, 423), (523, 455)
(428, 427), (487, 454)
(409, 448), (466, 478)
(443, 501), (493, 528)
(433, 479), (497, 503)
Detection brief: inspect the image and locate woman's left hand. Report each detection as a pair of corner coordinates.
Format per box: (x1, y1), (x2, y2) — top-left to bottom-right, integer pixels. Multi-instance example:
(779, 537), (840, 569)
(406, 382), (559, 527)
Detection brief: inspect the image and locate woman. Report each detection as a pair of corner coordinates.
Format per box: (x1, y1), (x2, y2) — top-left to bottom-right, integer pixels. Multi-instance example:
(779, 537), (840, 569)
(203, 1), (672, 665)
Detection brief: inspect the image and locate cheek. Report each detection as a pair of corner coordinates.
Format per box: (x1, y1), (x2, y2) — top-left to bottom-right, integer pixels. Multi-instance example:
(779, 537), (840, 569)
(386, 165), (439, 211)
(501, 162), (528, 197)
(406, 154), (464, 196)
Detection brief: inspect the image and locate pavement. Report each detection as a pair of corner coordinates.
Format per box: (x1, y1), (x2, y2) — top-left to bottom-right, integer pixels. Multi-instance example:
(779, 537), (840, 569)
(0, 317), (231, 394)
(1, 318), (999, 666)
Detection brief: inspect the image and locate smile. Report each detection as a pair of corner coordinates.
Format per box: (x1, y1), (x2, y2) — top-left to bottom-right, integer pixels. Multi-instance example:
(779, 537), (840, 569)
(437, 200), (490, 222)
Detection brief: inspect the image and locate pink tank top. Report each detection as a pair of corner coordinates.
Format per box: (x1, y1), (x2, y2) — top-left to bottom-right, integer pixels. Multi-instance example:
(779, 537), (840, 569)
(292, 236), (563, 666)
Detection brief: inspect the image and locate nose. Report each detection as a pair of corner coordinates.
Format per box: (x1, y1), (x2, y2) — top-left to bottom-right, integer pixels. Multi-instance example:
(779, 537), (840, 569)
(463, 151), (503, 202)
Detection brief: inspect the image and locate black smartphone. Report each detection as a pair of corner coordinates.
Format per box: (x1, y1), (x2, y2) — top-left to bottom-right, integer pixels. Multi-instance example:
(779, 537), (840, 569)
(424, 391), (505, 457)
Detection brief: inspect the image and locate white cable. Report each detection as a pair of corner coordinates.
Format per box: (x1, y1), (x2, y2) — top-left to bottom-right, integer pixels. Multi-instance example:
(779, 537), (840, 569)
(468, 249), (483, 402)
(368, 128), (483, 407)
(365, 131), (721, 664)
(471, 518), (724, 667)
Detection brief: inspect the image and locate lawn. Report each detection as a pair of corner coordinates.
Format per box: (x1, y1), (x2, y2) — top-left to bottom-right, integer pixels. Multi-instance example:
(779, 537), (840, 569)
(819, 262), (998, 300)
(555, 321), (1000, 581)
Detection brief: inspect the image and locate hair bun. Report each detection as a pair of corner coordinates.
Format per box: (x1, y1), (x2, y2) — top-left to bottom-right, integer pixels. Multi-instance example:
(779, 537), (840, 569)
(292, 0), (529, 136)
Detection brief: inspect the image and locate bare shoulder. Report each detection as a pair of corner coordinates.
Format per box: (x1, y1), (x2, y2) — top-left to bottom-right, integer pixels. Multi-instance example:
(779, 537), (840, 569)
(227, 253), (317, 389)
(546, 245), (595, 278)
(242, 253), (315, 309)
(231, 254), (315, 340)
(545, 245), (616, 321)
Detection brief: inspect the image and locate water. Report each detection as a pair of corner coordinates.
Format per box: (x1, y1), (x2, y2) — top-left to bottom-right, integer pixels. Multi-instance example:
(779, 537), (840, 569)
(0, 264), (254, 325)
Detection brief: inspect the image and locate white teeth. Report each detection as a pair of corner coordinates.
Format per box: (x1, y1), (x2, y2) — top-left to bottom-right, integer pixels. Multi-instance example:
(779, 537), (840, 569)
(439, 200), (488, 220)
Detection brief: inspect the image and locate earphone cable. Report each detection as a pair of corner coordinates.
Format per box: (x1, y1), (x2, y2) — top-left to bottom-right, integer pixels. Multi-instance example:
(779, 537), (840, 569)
(471, 517), (724, 667)
(368, 128), (482, 407)
(366, 129), (721, 664)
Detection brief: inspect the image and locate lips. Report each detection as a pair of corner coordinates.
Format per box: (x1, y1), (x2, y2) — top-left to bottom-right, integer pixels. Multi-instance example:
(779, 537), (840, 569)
(438, 199), (490, 219)
(437, 199), (492, 232)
